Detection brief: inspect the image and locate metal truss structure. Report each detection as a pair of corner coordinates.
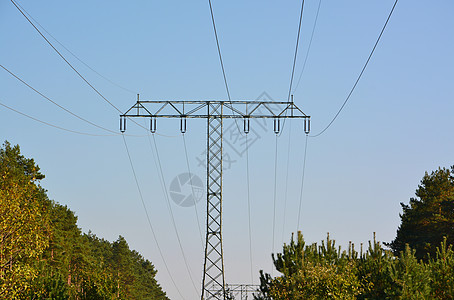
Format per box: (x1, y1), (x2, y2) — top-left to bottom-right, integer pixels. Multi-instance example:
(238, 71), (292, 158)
(120, 96), (310, 299)
(226, 284), (260, 300)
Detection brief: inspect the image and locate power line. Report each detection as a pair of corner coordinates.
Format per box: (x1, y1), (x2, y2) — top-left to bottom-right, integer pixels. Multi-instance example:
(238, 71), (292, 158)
(310, 0), (399, 138)
(293, 0), (322, 94)
(121, 134), (185, 300)
(149, 133), (200, 297)
(10, 0), (165, 136)
(207, 0), (245, 137)
(0, 100), (112, 137)
(182, 134), (205, 247)
(245, 135), (254, 284)
(11, 0), (137, 95)
(281, 122), (292, 245)
(1, 64), (119, 135)
(10, 0), (123, 114)
(278, 0), (305, 137)
(287, 0), (305, 102)
(296, 134), (309, 231)
(271, 134), (278, 276)
(281, 0), (307, 235)
(208, 0), (230, 101)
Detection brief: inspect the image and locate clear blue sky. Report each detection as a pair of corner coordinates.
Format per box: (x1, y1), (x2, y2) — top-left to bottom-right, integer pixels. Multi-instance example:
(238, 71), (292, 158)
(1, 0), (453, 298)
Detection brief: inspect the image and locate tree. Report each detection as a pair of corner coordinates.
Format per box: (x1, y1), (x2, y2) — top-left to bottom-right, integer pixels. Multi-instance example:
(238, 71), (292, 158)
(0, 141), (51, 298)
(388, 166), (454, 260)
(356, 234), (399, 299)
(1, 141), (169, 299)
(256, 232), (362, 299)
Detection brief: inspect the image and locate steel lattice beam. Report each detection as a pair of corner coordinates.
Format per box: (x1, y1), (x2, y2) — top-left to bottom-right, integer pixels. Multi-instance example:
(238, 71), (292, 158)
(202, 102), (226, 299)
(120, 96), (310, 300)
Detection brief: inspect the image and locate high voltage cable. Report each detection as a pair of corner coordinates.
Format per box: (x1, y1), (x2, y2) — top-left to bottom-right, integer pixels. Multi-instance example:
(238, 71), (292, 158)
(245, 135), (254, 284)
(293, 0), (322, 94)
(10, 0), (122, 114)
(11, 0), (137, 95)
(182, 134), (205, 247)
(149, 134), (200, 297)
(279, 0), (305, 137)
(121, 134), (185, 300)
(271, 134), (279, 276)
(1, 64), (120, 135)
(287, 0), (305, 102)
(208, 0), (230, 101)
(281, 0), (306, 239)
(281, 122), (292, 245)
(296, 134), (309, 231)
(10, 0), (166, 136)
(311, 0), (399, 138)
(207, 0), (244, 136)
(0, 100), (113, 137)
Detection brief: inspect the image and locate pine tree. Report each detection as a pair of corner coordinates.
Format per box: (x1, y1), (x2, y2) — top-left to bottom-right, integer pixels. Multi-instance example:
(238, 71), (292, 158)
(389, 166), (454, 260)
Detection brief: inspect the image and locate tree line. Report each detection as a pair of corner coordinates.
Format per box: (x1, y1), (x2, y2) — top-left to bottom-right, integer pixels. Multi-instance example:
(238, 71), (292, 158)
(2, 139), (453, 299)
(0, 141), (168, 299)
(255, 166), (454, 299)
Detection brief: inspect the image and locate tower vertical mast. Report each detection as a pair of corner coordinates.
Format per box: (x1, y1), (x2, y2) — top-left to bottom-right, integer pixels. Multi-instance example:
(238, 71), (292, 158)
(202, 102), (226, 299)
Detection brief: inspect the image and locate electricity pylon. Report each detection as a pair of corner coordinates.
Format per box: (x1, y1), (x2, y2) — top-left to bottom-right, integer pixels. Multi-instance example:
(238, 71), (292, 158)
(120, 96), (310, 299)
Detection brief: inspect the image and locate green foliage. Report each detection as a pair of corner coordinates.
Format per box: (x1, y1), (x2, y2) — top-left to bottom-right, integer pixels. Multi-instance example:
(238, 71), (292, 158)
(257, 232), (362, 299)
(428, 237), (454, 299)
(356, 234), (399, 299)
(0, 141), (51, 298)
(390, 245), (431, 299)
(389, 166), (454, 260)
(258, 233), (454, 300)
(0, 141), (168, 299)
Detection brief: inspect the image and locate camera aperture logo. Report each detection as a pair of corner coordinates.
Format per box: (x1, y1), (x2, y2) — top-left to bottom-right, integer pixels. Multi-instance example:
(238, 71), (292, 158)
(169, 173), (204, 207)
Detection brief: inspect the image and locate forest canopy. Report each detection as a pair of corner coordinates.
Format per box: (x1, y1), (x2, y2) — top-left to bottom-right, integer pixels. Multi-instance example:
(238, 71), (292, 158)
(0, 141), (168, 299)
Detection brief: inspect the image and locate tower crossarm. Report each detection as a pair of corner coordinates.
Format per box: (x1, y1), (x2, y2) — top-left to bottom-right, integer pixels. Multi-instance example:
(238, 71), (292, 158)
(121, 100), (310, 119)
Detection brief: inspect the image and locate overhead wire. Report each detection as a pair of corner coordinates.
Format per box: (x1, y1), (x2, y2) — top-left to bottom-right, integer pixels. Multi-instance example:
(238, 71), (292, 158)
(10, 0), (170, 136)
(278, 0), (305, 137)
(296, 134), (309, 231)
(281, 122), (292, 245)
(310, 0), (399, 138)
(287, 0), (305, 102)
(245, 135), (254, 284)
(121, 134), (185, 300)
(182, 134), (205, 247)
(0, 100), (112, 137)
(271, 134), (278, 276)
(280, 0), (306, 246)
(10, 0), (122, 114)
(208, 0), (230, 101)
(292, 0), (322, 94)
(1, 64), (120, 135)
(11, 0), (137, 95)
(148, 133), (200, 297)
(207, 0), (244, 135)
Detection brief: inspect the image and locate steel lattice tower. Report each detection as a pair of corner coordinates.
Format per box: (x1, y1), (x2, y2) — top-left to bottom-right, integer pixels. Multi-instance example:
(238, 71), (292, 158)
(120, 96), (310, 299)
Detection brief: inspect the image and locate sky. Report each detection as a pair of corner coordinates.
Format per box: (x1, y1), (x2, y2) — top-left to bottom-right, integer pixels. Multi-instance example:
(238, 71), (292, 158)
(1, 0), (454, 298)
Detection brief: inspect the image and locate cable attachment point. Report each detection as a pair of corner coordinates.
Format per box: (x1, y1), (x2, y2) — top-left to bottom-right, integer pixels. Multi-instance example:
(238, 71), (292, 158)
(243, 117), (250, 134)
(120, 115), (126, 133)
(273, 118), (280, 134)
(150, 117), (157, 133)
(304, 118), (311, 134)
(180, 117), (187, 134)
